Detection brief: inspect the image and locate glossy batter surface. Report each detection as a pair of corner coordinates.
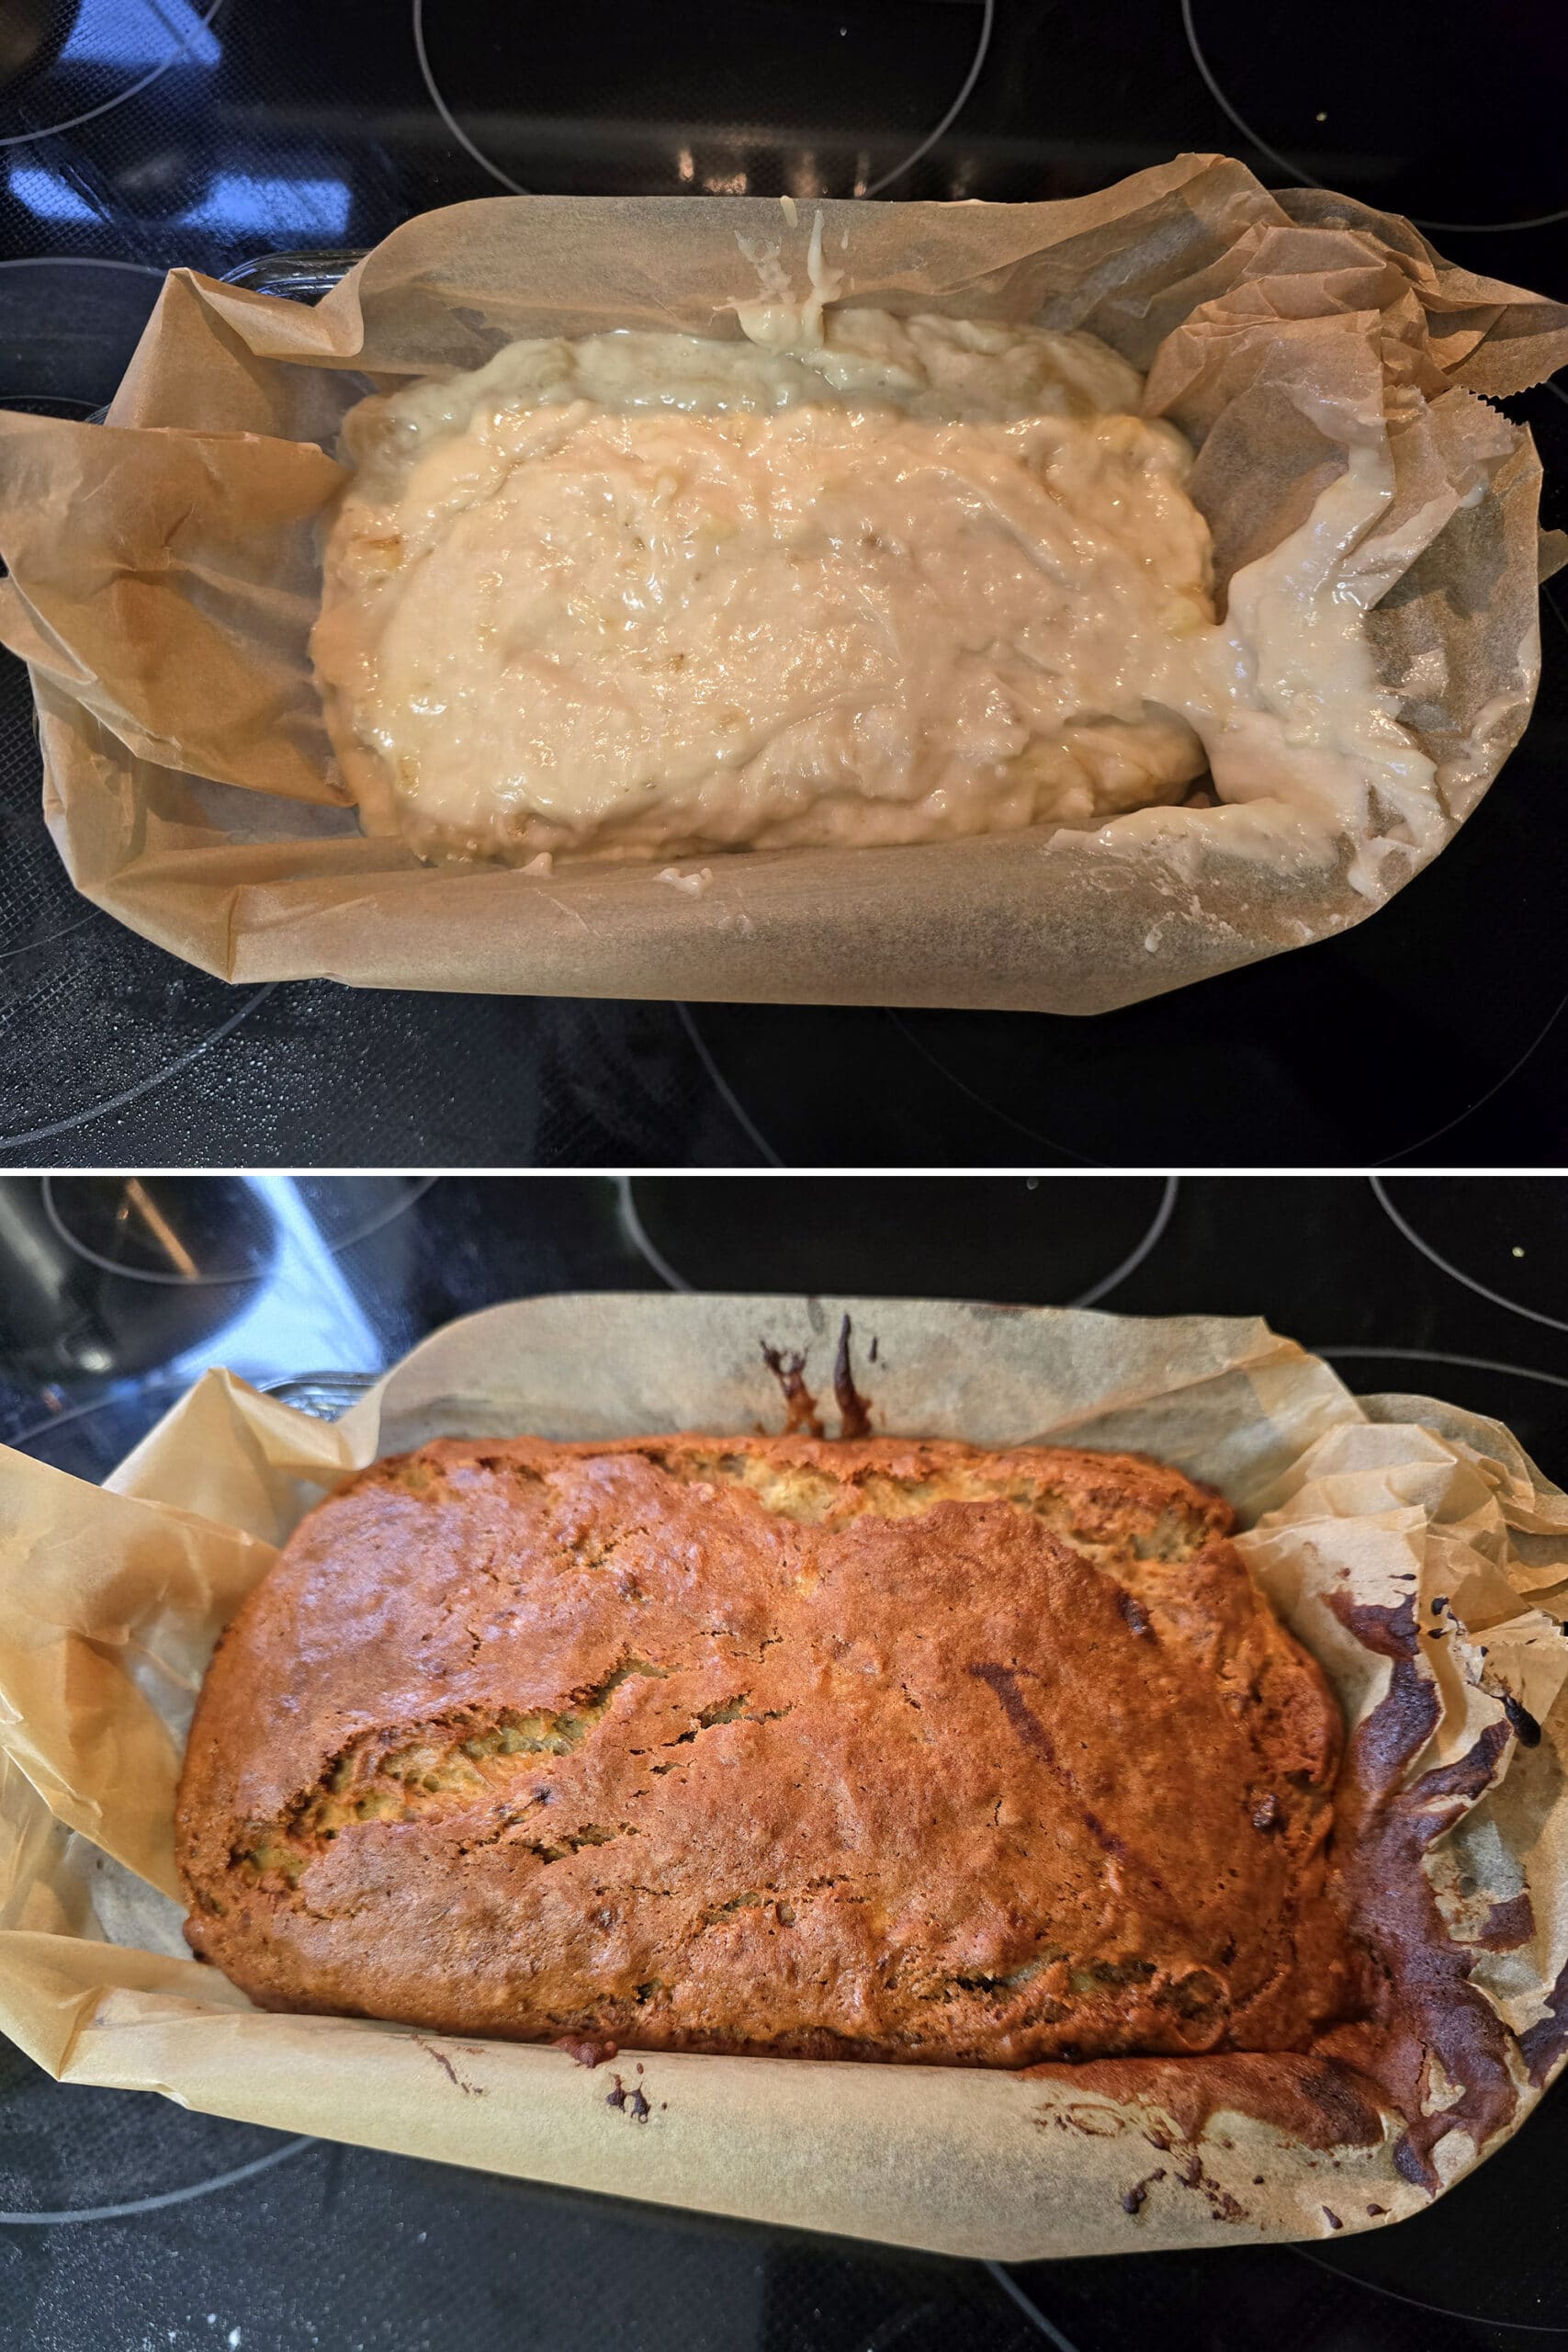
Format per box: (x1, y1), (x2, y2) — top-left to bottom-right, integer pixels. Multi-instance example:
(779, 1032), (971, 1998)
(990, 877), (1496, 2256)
(310, 313), (1223, 859)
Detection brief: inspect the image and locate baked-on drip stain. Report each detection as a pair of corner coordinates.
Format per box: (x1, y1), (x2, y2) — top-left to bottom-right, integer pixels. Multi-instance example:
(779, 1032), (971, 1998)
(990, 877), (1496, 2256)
(1519, 1956), (1568, 2086)
(604, 2073), (651, 2120)
(1325, 1588), (1419, 1659)
(1120, 2167), (1165, 2214)
(1474, 1893), (1535, 1952)
(1327, 1658), (1520, 2188)
(1322, 1534), (1567, 2179)
(1146, 2132), (1248, 2225)
(1501, 1691), (1543, 1747)
(760, 1340), (825, 1438)
(832, 1313), (874, 1440)
(412, 2034), (486, 2096)
(1028, 2055), (1383, 2156)
(556, 2033), (618, 2068)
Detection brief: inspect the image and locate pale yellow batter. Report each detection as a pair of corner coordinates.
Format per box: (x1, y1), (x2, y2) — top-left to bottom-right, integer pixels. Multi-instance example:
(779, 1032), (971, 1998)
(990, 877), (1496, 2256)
(311, 304), (1438, 883)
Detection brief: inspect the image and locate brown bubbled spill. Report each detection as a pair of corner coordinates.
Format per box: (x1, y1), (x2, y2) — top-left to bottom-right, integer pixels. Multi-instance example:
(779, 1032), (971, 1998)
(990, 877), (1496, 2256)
(175, 1434), (1355, 2064)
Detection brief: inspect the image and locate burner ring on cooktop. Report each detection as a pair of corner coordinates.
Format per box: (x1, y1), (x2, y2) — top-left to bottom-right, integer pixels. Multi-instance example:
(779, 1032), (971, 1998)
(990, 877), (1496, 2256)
(1373, 991), (1568, 1168)
(0, 462), (101, 968)
(1371, 1176), (1568, 1334)
(39, 1173), (440, 1284)
(0, 256), (275, 1158)
(674, 1003), (782, 1166)
(1296, 2246), (1568, 2341)
(6, 1372), (374, 1482)
(0, 256), (164, 416)
(0, 391), (91, 413)
(0, 2135), (314, 2227)
(1312, 1345), (1568, 1394)
(0, 0), (225, 152)
(0, 263), (167, 976)
(412, 0), (994, 201)
(1181, 0), (1568, 234)
(620, 1171), (1179, 1307)
(678, 976), (1568, 1168)
(0, 980), (276, 1154)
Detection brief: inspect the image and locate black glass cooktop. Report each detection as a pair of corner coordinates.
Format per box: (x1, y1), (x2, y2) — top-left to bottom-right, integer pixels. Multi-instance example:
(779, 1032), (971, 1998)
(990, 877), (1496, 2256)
(0, 2), (1564, 1167)
(1, 1170), (1566, 2348)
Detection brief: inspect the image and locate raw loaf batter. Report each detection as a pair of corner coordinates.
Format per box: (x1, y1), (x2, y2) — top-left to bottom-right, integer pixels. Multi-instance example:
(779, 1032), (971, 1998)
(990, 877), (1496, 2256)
(311, 288), (1439, 881)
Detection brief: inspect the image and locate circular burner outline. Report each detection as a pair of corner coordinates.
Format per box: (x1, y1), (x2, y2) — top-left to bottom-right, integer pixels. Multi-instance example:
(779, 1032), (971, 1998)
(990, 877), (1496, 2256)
(38, 1172), (442, 1286)
(0, 262), (171, 975)
(0, 667), (102, 967)
(1181, 0), (1568, 233)
(4, 1368), (192, 1457)
(0, 0), (226, 152)
(0, 2133), (314, 2227)
(687, 976), (1568, 1170)
(985, 2261), (1085, 2348)
(1379, 991), (1568, 1167)
(412, 0), (995, 201)
(1308, 1343), (1568, 1394)
(0, 254), (164, 277)
(889, 976), (1568, 1170)
(0, 901), (104, 965)
(0, 980), (276, 1152)
(1368, 1175), (1568, 1334)
(618, 1170), (1180, 1309)
(4, 1367), (373, 1470)
(883, 1009), (1095, 1164)
(674, 1003), (782, 1167)
(1298, 2217), (1568, 2336)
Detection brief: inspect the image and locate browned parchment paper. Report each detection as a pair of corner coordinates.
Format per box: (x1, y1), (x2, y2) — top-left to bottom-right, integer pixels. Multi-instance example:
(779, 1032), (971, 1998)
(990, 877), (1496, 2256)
(2, 1296), (1566, 2260)
(0, 156), (1565, 1010)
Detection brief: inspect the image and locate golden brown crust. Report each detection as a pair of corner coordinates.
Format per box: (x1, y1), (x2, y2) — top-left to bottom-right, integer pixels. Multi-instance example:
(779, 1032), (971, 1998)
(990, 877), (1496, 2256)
(176, 1434), (1354, 2064)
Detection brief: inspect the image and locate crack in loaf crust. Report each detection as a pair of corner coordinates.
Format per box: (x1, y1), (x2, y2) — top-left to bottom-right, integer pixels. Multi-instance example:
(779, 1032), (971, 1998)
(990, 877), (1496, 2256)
(175, 1436), (1357, 2064)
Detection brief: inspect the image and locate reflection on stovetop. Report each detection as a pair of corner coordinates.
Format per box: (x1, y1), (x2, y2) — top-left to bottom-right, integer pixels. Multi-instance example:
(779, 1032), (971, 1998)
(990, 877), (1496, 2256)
(0, 1), (1565, 1167)
(2, 1), (1564, 284)
(0, 1173), (1565, 2352)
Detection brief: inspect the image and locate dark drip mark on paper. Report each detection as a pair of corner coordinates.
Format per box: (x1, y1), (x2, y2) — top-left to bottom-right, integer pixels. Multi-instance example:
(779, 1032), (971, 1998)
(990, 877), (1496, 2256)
(412, 2035), (486, 2097)
(1501, 1691), (1542, 1748)
(760, 1340), (825, 1438)
(1474, 1893), (1535, 1952)
(556, 2033), (618, 2068)
(1325, 1588), (1419, 1659)
(1120, 2167), (1165, 2215)
(1331, 1657), (1518, 2189)
(1518, 1957), (1568, 2087)
(605, 2072), (652, 2121)
(833, 1313), (874, 1440)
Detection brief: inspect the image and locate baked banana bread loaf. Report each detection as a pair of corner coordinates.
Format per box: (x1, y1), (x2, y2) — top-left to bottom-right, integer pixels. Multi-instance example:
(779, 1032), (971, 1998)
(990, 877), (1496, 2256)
(176, 1435), (1355, 2064)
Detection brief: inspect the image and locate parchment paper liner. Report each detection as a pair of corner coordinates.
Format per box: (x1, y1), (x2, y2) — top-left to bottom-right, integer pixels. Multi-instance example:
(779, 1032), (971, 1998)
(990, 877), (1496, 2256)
(2, 1295), (1567, 2258)
(1, 154), (1565, 1010)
